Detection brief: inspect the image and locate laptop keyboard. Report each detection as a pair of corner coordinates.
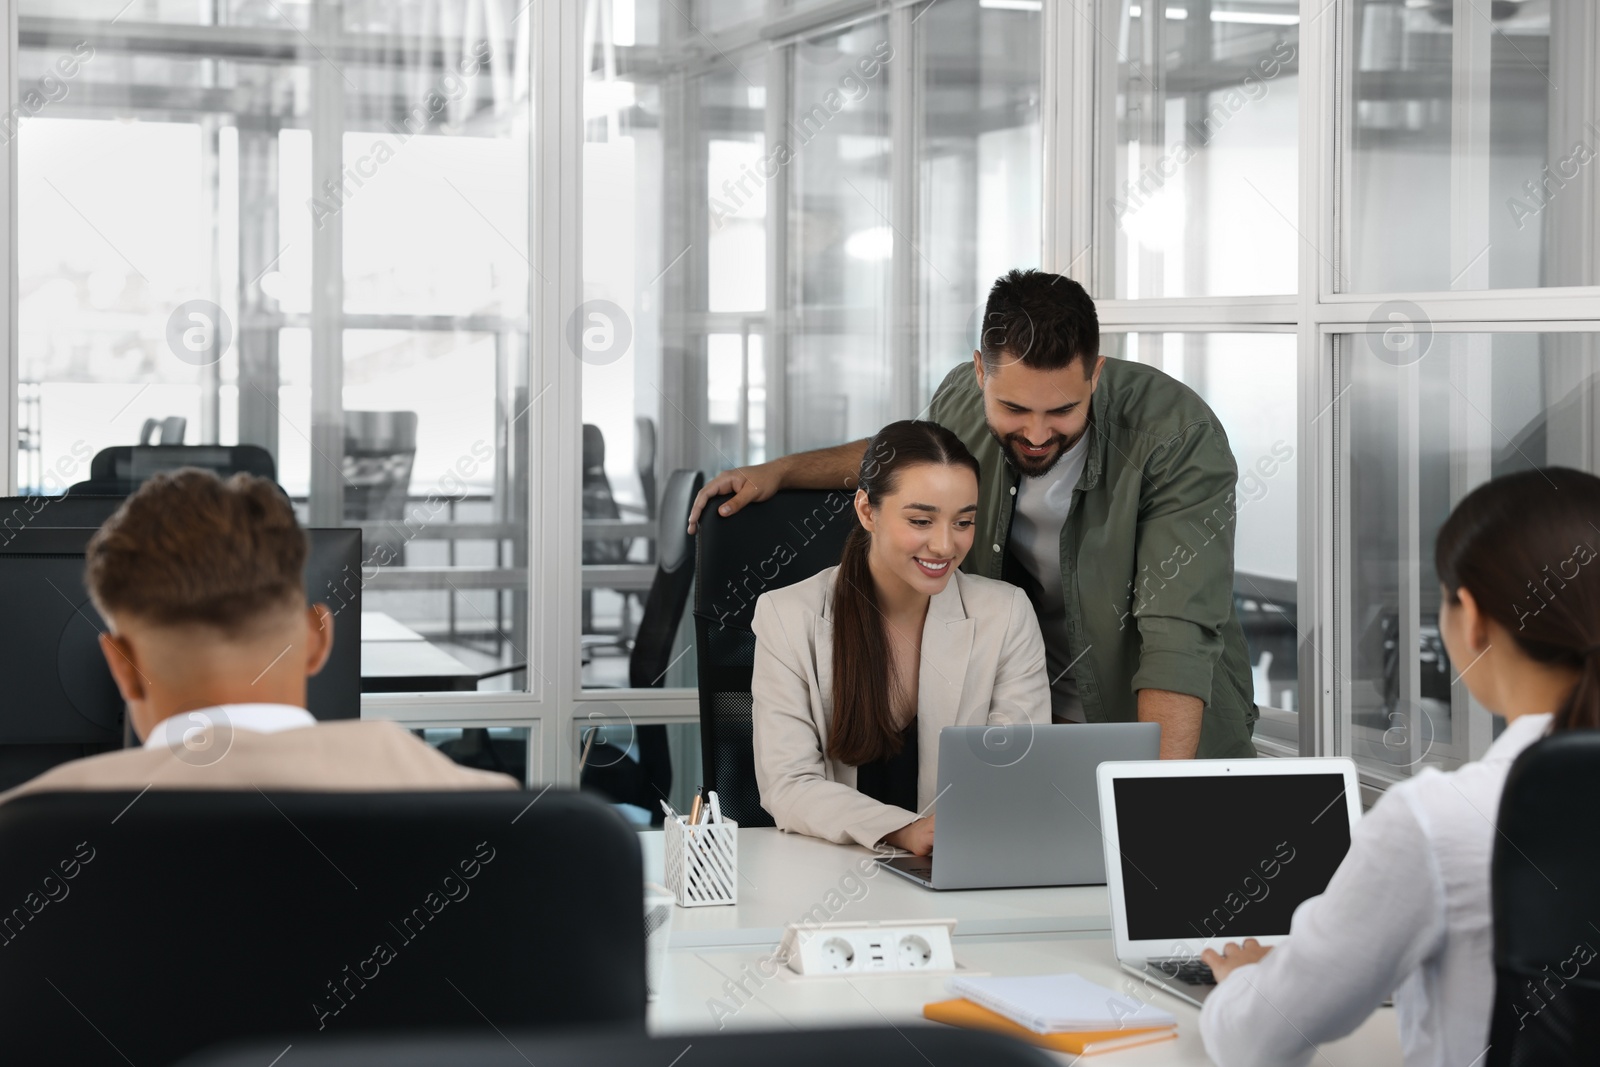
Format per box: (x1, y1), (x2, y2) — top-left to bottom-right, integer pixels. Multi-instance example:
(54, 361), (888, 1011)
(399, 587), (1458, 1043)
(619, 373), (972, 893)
(1154, 959), (1216, 986)
(896, 857), (934, 879)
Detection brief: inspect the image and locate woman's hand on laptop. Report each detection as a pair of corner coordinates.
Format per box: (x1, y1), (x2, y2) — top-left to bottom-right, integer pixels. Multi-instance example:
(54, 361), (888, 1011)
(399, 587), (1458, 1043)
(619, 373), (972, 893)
(882, 815), (935, 856)
(1202, 939), (1272, 982)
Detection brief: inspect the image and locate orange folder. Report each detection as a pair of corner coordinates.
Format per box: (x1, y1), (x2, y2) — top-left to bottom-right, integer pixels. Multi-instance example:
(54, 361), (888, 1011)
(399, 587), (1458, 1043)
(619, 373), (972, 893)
(923, 997), (1179, 1056)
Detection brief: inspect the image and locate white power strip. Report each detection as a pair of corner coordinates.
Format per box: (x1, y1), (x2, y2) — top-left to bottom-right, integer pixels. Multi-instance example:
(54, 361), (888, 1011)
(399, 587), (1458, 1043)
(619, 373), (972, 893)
(778, 918), (959, 976)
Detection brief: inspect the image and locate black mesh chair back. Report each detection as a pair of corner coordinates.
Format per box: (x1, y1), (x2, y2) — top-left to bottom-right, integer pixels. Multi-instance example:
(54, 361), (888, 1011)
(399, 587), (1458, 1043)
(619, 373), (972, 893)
(0, 789), (644, 1067)
(73, 444), (277, 496)
(1487, 730), (1600, 1067)
(176, 1024), (1059, 1067)
(581, 470), (702, 823)
(693, 489), (856, 827)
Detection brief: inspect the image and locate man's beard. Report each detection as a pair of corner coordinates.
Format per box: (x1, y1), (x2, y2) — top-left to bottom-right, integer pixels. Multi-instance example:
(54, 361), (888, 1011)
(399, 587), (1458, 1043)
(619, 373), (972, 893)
(988, 424), (1077, 477)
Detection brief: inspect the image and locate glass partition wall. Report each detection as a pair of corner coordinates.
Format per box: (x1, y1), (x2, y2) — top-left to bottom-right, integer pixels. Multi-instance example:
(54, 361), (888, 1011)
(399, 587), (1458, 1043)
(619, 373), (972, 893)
(1089, 0), (1600, 786)
(17, 2), (534, 724)
(573, 0), (1044, 819)
(11, 1), (1600, 796)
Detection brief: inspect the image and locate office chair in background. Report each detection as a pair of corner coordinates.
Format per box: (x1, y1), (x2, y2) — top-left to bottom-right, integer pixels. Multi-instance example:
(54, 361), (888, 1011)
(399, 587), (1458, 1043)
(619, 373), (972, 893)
(635, 415), (658, 522)
(692, 489), (856, 828)
(0, 789), (645, 1067)
(1486, 731), (1600, 1066)
(343, 410), (419, 565)
(579, 469), (703, 826)
(175, 1025), (1058, 1067)
(138, 415), (187, 445)
(67, 443), (278, 497)
(581, 423), (633, 647)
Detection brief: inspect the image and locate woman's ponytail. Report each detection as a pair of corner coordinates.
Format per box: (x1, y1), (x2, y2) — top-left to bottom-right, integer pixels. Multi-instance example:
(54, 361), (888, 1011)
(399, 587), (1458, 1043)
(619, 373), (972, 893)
(1556, 647), (1600, 732)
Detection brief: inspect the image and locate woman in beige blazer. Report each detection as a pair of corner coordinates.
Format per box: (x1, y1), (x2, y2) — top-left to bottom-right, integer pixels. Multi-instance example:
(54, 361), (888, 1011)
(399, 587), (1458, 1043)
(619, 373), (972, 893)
(751, 420), (1049, 854)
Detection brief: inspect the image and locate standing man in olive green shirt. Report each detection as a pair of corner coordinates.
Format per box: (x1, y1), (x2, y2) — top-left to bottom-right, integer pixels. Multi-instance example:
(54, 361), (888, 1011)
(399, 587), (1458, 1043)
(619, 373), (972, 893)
(688, 269), (1257, 758)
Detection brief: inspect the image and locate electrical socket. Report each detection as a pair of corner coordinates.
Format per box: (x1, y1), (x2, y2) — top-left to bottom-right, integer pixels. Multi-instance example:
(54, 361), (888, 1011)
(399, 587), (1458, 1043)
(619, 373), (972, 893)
(778, 919), (958, 977)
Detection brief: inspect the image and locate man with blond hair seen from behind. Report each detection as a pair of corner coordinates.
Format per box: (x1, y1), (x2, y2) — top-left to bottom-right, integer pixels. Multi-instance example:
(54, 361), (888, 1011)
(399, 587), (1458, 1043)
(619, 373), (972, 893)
(1, 469), (517, 800)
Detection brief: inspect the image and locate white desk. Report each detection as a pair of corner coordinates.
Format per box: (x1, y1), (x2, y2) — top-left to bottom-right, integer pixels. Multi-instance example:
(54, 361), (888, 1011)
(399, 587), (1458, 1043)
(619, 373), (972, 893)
(650, 934), (1403, 1065)
(641, 829), (1113, 949)
(642, 828), (1404, 1064)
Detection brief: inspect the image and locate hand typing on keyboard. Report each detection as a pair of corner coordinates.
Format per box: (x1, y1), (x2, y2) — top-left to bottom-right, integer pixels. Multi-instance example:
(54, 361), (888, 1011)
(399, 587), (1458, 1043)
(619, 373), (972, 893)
(1201, 938), (1273, 982)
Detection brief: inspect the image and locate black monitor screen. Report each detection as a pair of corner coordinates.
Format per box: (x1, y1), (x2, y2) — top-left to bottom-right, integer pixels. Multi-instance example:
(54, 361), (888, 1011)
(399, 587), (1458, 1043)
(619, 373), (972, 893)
(1112, 772), (1352, 943)
(0, 524), (362, 746)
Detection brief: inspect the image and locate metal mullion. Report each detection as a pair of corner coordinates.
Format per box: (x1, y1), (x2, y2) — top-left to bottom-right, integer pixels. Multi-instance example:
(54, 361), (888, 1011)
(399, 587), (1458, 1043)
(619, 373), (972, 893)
(534, 0), (582, 786)
(765, 43), (790, 455)
(1450, 0), (1492, 293)
(1302, 0), (1341, 758)
(888, 2), (916, 420)
(2, 0), (15, 495)
(1314, 289), (1600, 325)
(1102, 323), (1296, 336)
(1449, 336), (1494, 761)
(1097, 295), (1299, 326)
(307, 1), (345, 527)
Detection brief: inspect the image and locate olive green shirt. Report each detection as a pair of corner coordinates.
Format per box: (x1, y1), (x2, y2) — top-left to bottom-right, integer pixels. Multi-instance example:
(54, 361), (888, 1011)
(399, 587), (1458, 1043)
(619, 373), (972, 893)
(928, 358), (1258, 758)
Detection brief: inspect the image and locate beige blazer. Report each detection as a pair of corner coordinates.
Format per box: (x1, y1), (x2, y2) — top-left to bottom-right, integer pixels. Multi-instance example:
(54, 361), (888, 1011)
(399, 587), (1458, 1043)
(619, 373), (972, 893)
(751, 566), (1049, 849)
(0, 719), (519, 804)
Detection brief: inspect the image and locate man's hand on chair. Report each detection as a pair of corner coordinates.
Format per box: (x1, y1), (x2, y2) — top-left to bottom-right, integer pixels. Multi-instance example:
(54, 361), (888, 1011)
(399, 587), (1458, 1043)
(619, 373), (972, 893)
(687, 461), (786, 533)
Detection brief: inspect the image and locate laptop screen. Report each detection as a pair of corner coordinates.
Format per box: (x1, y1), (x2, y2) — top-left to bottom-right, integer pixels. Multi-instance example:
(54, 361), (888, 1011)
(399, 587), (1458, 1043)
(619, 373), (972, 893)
(1111, 773), (1352, 943)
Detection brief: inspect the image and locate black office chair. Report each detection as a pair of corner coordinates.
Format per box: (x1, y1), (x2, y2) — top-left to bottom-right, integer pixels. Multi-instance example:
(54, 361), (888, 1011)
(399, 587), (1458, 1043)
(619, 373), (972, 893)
(176, 1025), (1058, 1067)
(635, 415), (658, 521)
(67, 443), (278, 496)
(692, 489), (856, 828)
(344, 410), (419, 564)
(1486, 731), (1600, 1066)
(581, 469), (704, 827)
(0, 789), (645, 1067)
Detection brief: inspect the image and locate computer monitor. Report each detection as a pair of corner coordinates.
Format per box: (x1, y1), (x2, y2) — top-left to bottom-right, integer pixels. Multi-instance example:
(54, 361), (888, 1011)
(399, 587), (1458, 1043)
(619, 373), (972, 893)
(0, 495), (126, 544)
(0, 524), (362, 755)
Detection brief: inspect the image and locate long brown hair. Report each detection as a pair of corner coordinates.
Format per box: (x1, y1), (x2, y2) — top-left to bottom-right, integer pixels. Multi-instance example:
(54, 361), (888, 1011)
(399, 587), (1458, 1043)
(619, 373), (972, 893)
(829, 421), (980, 766)
(1435, 467), (1600, 731)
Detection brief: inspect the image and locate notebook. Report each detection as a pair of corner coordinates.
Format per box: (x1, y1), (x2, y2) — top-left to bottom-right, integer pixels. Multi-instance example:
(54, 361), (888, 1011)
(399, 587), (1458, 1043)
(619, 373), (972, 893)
(948, 973), (1177, 1034)
(923, 999), (1178, 1056)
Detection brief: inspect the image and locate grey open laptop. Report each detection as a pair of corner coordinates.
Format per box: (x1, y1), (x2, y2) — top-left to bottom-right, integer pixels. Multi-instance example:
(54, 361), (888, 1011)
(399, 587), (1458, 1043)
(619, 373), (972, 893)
(874, 722), (1160, 891)
(1097, 756), (1362, 1007)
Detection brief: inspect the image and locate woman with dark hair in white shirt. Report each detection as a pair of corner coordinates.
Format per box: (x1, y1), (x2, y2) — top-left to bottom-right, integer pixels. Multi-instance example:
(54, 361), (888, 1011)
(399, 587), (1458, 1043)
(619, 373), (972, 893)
(1199, 467), (1600, 1067)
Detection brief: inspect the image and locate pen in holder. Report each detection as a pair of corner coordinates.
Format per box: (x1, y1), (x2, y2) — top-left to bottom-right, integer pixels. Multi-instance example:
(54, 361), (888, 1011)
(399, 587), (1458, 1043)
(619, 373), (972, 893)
(664, 814), (738, 907)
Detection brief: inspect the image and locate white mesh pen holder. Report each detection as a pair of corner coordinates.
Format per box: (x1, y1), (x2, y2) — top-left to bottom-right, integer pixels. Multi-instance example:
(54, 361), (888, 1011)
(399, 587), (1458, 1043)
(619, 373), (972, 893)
(664, 816), (738, 906)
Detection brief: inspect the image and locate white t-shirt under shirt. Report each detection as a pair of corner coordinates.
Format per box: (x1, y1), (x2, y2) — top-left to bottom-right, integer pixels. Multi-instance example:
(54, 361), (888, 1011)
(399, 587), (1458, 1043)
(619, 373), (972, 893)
(1006, 432), (1091, 723)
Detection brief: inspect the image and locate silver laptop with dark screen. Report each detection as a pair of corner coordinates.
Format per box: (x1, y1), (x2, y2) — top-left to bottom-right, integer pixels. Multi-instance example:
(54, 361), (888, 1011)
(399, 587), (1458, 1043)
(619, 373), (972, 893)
(875, 722), (1160, 891)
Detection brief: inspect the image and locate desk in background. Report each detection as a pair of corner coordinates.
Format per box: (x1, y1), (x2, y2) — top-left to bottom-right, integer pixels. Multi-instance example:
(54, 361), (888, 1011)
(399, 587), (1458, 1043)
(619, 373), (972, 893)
(641, 828), (1403, 1065)
(358, 610), (480, 692)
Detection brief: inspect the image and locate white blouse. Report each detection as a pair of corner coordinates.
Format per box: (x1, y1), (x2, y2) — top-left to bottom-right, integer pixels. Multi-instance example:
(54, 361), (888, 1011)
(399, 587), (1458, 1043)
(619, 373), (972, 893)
(1200, 712), (1554, 1067)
